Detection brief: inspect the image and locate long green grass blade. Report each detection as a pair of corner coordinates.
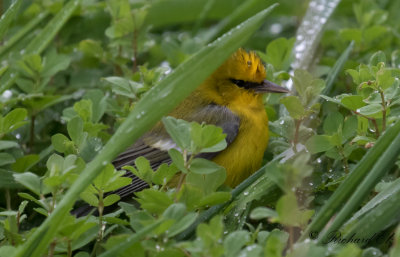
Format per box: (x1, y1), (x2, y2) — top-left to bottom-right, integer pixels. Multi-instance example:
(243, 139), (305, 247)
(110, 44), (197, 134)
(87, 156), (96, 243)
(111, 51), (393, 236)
(348, 177), (400, 224)
(0, 0), (22, 40)
(25, 0), (80, 55)
(203, 0), (264, 42)
(340, 179), (400, 246)
(322, 41), (354, 96)
(13, 5), (277, 257)
(0, 11), (49, 58)
(317, 126), (400, 243)
(301, 120), (400, 241)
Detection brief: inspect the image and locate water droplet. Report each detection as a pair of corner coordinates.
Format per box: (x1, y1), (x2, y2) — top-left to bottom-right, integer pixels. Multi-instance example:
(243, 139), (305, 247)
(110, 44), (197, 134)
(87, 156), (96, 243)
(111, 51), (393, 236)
(20, 49), (26, 55)
(2, 90), (12, 99)
(102, 161), (107, 166)
(243, 191), (249, 196)
(270, 23), (283, 34)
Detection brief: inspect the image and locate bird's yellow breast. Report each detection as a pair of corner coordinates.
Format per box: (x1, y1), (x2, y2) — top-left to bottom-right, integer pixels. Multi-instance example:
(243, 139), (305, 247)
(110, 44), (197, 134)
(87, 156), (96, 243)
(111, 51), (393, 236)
(212, 92), (269, 187)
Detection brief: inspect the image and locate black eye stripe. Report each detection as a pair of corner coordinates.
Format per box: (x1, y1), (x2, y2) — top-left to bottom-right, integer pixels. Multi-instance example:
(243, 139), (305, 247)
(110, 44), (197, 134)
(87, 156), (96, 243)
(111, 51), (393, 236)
(230, 79), (260, 89)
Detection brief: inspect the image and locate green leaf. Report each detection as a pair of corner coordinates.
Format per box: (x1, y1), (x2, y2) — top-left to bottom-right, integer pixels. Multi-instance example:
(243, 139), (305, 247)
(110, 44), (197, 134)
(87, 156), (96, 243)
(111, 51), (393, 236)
(152, 163), (178, 185)
(135, 189), (173, 215)
(13, 172), (42, 196)
(79, 191), (99, 207)
(84, 89), (107, 123)
(133, 157), (153, 184)
(73, 99), (93, 123)
(103, 194), (121, 207)
(186, 168), (226, 195)
(376, 67), (395, 90)
(250, 206), (278, 220)
(163, 203), (186, 220)
(41, 49), (71, 78)
(189, 158), (225, 174)
(265, 229), (288, 257)
(340, 28), (362, 44)
(1, 108), (27, 134)
(162, 117), (191, 150)
(0, 169), (19, 189)
(224, 230), (250, 257)
(292, 69), (325, 104)
(79, 39), (104, 59)
(305, 135), (335, 154)
(12, 154), (40, 173)
(168, 149), (187, 173)
(263, 37), (295, 71)
(276, 193), (313, 227)
(104, 76), (143, 99)
(323, 112), (343, 135)
(67, 117), (84, 146)
(0, 153), (15, 166)
(0, 140), (19, 151)
(357, 104), (382, 118)
(190, 122), (227, 153)
(51, 133), (73, 154)
(341, 95), (366, 111)
(280, 96), (306, 119)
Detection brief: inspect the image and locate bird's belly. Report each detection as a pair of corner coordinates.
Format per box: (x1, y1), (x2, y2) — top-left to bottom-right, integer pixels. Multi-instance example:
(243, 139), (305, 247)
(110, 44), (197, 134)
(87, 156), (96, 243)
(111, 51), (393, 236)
(212, 105), (269, 187)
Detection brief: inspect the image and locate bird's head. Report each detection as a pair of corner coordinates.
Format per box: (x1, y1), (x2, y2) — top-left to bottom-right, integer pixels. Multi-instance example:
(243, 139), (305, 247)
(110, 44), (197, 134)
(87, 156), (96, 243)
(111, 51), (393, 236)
(203, 49), (289, 103)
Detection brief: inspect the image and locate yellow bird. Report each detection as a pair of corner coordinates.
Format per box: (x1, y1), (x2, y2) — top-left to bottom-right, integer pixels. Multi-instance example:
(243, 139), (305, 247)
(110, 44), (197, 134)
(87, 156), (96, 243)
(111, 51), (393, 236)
(112, 48), (289, 197)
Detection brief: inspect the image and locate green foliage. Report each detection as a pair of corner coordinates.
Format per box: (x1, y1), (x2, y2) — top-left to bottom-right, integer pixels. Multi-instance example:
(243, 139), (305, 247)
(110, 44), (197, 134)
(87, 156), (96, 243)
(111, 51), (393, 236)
(1, 0), (400, 257)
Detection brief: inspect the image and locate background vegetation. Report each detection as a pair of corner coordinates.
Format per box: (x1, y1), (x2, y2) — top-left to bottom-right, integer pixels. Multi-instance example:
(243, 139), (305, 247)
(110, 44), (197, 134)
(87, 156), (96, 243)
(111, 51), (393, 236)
(1, 0), (400, 256)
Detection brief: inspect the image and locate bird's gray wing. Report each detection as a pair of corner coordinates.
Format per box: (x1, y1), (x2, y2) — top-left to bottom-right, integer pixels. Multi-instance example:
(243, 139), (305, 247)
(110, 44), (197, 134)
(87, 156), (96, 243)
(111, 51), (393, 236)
(111, 104), (240, 198)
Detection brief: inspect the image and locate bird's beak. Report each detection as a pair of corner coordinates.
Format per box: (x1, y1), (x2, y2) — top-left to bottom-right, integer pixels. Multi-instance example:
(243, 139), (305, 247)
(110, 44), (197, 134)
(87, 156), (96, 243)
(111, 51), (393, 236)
(254, 80), (290, 94)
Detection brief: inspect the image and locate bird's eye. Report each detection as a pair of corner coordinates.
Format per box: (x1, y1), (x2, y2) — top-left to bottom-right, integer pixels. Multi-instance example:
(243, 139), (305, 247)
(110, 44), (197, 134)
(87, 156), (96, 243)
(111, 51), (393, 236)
(230, 79), (253, 89)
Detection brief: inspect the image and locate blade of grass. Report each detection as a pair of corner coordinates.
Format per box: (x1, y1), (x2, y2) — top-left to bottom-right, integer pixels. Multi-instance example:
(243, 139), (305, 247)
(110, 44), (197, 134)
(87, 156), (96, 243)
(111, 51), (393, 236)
(346, 177), (400, 224)
(192, 0), (216, 35)
(25, 0), (80, 55)
(202, 0), (264, 42)
(301, 120), (400, 241)
(0, 0), (22, 40)
(322, 41), (354, 96)
(0, 11), (49, 58)
(317, 129), (400, 243)
(14, 5), (278, 257)
(339, 180), (400, 246)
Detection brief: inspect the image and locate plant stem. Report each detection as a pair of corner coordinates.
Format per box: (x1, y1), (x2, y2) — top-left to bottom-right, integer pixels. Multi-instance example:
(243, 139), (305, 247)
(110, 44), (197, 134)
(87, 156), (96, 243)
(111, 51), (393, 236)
(132, 27), (138, 73)
(338, 146), (350, 173)
(352, 110), (380, 137)
(67, 240), (72, 257)
(380, 90), (386, 132)
(293, 119), (302, 153)
(48, 240), (56, 257)
(91, 191), (105, 257)
(29, 114), (36, 151)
